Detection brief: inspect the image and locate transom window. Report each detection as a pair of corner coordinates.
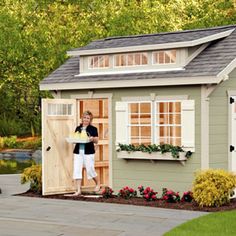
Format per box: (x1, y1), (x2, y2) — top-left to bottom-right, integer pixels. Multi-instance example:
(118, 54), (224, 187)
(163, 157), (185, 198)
(152, 50), (176, 64)
(115, 53), (148, 67)
(89, 55), (109, 69)
(48, 104), (73, 116)
(128, 101), (181, 146)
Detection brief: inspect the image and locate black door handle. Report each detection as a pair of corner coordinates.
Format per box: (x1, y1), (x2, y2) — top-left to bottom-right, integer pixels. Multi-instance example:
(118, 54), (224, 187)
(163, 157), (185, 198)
(46, 146), (51, 151)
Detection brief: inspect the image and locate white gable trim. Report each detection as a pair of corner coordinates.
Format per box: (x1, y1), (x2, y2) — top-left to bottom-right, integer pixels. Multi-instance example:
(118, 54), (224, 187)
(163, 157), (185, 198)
(217, 58), (236, 80)
(68, 29), (234, 56)
(40, 76), (219, 91)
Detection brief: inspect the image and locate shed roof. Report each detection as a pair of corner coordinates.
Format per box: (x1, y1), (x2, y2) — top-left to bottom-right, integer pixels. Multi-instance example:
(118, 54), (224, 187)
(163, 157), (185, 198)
(40, 25), (236, 89)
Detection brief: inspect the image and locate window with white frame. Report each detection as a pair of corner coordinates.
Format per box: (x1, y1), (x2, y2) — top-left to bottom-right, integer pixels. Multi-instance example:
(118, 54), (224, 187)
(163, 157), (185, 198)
(115, 53), (148, 67)
(116, 99), (194, 150)
(155, 101), (181, 146)
(128, 102), (152, 145)
(48, 103), (73, 116)
(152, 50), (176, 64)
(89, 55), (110, 69)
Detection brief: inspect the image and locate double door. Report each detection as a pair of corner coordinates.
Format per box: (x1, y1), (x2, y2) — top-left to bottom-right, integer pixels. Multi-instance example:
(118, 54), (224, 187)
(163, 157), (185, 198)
(42, 98), (109, 195)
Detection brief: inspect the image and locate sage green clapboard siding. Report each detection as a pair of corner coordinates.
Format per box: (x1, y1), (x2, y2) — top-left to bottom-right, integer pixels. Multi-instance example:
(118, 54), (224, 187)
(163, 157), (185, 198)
(209, 68), (236, 169)
(61, 85), (201, 193)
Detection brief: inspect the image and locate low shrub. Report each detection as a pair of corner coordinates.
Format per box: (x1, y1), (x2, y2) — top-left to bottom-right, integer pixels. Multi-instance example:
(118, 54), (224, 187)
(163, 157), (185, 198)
(181, 191), (193, 202)
(102, 186), (114, 199)
(118, 186), (137, 199)
(21, 164), (42, 193)
(3, 136), (17, 148)
(138, 185), (157, 201)
(192, 169), (236, 207)
(162, 188), (180, 203)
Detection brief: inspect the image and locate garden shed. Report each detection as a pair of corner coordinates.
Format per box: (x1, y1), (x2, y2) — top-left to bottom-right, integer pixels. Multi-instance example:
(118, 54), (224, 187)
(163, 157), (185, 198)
(40, 25), (236, 196)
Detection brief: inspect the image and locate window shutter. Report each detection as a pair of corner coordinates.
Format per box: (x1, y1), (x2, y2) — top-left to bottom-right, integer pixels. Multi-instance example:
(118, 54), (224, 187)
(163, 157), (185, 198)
(181, 100), (195, 152)
(115, 102), (128, 145)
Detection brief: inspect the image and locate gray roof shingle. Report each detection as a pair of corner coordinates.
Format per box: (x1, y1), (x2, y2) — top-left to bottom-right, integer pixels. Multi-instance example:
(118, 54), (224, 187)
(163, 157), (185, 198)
(69, 25), (236, 52)
(40, 25), (236, 86)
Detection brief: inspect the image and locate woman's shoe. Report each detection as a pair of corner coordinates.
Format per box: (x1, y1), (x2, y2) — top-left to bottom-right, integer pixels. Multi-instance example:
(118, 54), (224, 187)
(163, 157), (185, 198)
(64, 191), (81, 197)
(94, 185), (101, 192)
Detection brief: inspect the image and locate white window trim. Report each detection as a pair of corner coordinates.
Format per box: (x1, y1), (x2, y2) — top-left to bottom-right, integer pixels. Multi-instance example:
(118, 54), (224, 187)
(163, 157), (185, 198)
(113, 52), (149, 68)
(88, 55), (110, 69)
(127, 101), (152, 145)
(125, 98), (187, 146)
(152, 50), (177, 65)
(154, 100), (182, 146)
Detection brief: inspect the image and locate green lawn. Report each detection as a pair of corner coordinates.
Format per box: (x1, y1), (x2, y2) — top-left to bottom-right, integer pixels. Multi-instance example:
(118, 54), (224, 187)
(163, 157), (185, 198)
(164, 210), (236, 236)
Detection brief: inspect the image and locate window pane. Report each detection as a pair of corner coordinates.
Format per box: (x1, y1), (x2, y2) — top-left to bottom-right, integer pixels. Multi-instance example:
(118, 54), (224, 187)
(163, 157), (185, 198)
(158, 114), (168, 125)
(130, 114), (139, 124)
(131, 126), (139, 136)
(158, 102), (168, 113)
(159, 126), (169, 137)
(134, 54), (141, 65)
(165, 51), (171, 63)
(169, 114), (181, 124)
(170, 126), (181, 137)
(170, 137), (181, 146)
(130, 103), (139, 113)
(140, 103), (150, 113)
(142, 53), (148, 65)
(128, 54), (134, 66)
(104, 56), (109, 67)
(141, 126), (151, 137)
(140, 114), (151, 124)
(158, 52), (164, 64)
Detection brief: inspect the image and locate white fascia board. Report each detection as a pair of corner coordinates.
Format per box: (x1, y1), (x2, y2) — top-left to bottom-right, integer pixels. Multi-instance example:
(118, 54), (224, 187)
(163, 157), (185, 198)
(217, 58), (236, 81)
(39, 76), (219, 91)
(67, 29), (234, 56)
(75, 67), (184, 77)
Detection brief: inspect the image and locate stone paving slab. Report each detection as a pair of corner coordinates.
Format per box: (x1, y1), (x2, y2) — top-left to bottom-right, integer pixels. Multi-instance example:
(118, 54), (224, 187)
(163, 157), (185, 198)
(0, 174), (208, 236)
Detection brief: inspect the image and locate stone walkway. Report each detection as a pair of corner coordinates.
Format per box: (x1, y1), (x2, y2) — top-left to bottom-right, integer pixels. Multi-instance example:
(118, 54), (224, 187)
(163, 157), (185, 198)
(0, 175), (208, 236)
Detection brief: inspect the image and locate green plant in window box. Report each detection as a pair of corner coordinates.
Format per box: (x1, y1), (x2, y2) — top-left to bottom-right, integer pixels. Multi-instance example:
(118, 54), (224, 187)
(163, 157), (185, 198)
(117, 143), (192, 158)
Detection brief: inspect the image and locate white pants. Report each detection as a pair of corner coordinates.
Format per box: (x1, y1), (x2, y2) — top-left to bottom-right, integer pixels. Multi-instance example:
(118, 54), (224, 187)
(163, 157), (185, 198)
(73, 153), (97, 180)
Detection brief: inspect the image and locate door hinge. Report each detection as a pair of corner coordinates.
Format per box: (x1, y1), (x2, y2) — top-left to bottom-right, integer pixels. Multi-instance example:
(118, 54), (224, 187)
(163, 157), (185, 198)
(230, 145), (235, 152)
(230, 97), (235, 104)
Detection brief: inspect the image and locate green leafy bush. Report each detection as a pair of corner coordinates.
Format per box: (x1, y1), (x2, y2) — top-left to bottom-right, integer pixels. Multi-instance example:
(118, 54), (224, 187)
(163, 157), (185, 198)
(117, 143), (192, 158)
(3, 136), (17, 148)
(192, 169), (236, 207)
(21, 164), (42, 193)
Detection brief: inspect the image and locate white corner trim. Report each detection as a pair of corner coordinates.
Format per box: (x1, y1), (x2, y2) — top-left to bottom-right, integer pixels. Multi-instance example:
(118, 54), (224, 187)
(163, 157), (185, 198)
(227, 90), (236, 97)
(201, 85), (210, 170)
(184, 43), (210, 67)
(39, 76), (219, 91)
(67, 29), (234, 56)
(217, 58), (236, 80)
(75, 67), (184, 77)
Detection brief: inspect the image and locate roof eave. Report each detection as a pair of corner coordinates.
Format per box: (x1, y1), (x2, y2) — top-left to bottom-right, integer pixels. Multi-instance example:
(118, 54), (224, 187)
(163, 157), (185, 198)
(67, 29), (234, 56)
(40, 76), (219, 91)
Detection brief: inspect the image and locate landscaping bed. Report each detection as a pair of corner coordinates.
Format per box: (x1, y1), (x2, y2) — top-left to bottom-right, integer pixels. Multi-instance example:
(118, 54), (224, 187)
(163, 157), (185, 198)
(17, 190), (236, 212)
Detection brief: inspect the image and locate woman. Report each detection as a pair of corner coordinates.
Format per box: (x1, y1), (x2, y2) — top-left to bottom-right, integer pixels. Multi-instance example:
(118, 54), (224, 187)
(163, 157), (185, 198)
(71, 110), (100, 196)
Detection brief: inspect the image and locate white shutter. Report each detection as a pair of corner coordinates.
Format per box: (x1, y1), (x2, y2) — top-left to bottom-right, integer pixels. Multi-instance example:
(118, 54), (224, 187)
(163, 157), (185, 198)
(115, 101), (128, 145)
(181, 100), (195, 152)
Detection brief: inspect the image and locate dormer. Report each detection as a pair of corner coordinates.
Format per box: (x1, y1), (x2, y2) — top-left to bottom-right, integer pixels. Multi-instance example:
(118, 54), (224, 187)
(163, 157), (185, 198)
(67, 27), (234, 77)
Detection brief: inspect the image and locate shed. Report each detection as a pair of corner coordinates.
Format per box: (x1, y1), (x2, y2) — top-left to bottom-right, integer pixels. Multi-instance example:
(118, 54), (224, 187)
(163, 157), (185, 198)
(40, 25), (236, 195)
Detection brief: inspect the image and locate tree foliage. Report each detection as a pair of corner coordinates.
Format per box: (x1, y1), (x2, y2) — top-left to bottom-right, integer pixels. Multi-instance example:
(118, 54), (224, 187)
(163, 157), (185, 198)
(0, 0), (235, 136)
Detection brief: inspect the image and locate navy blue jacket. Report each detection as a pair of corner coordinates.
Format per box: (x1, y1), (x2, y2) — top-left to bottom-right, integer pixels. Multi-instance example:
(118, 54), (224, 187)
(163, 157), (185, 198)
(73, 124), (98, 154)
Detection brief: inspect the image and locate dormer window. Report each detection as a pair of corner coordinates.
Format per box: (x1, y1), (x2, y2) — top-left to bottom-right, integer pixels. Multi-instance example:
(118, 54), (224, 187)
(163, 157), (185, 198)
(152, 50), (176, 64)
(89, 55), (110, 69)
(115, 53), (148, 67)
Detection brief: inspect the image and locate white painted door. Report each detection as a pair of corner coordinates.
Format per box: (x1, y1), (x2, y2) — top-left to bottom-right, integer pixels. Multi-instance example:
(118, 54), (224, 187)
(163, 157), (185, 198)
(230, 96), (236, 173)
(42, 99), (77, 195)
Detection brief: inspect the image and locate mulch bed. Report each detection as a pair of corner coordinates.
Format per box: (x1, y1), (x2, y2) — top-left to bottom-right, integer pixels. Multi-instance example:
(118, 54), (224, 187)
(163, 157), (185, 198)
(16, 190), (236, 212)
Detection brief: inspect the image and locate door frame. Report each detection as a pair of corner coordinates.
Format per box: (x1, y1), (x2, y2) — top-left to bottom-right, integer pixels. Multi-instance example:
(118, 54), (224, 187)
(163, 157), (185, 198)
(228, 90), (236, 172)
(70, 92), (113, 187)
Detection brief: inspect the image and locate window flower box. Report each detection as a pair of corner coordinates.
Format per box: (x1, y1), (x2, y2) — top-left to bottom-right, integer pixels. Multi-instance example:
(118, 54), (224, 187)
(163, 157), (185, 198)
(117, 151), (188, 166)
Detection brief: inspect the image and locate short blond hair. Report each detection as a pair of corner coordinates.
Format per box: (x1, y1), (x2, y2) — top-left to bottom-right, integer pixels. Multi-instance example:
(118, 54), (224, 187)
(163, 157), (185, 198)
(81, 110), (93, 122)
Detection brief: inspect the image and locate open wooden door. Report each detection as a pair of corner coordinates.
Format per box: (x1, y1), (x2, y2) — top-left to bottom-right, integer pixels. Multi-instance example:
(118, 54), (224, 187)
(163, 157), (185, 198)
(77, 99), (109, 190)
(42, 99), (76, 195)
